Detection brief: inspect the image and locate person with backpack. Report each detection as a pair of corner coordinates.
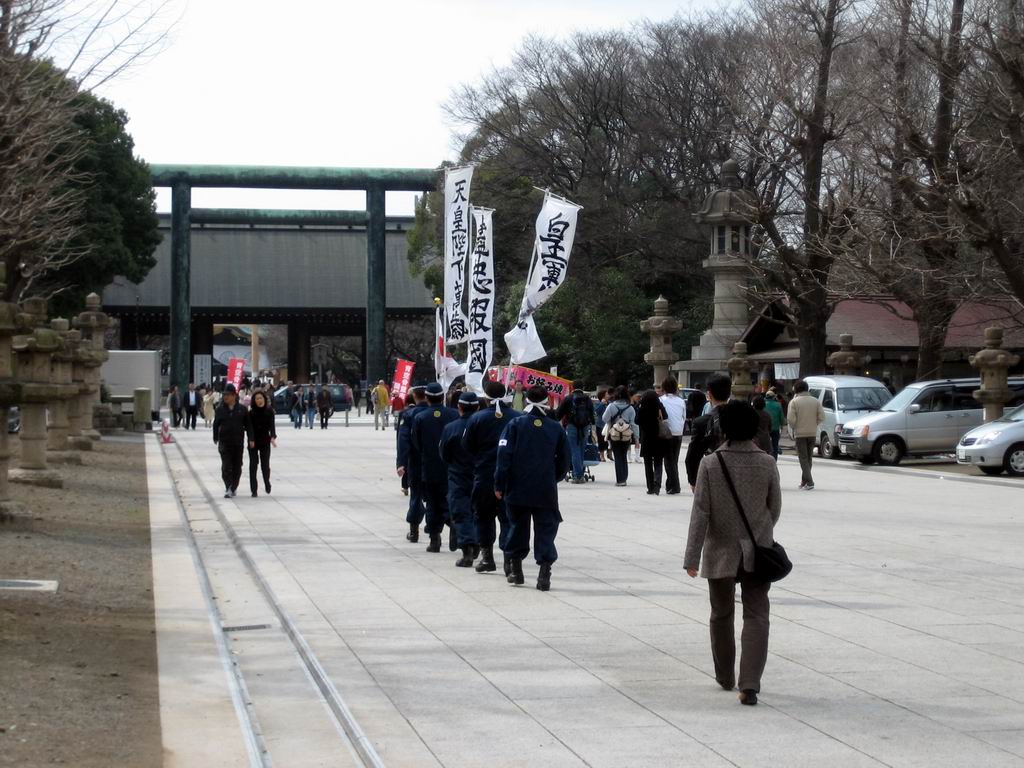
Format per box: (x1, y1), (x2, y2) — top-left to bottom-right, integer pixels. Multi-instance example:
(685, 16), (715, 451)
(594, 389), (609, 461)
(556, 382), (595, 484)
(602, 385), (637, 487)
(685, 373), (732, 490)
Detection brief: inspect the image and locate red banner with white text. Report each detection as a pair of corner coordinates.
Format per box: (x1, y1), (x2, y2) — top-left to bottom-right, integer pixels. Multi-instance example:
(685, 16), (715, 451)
(227, 358), (245, 391)
(391, 359), (416, 401)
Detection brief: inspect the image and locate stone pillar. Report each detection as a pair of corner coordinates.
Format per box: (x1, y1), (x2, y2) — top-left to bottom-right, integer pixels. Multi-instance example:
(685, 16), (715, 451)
(0, 265), (24, 515)
(45, 317), (81, 466)
(170, 180), (192, 395)
(133, 388), (152, 432)
(969, 327), (1021, 422)
(289, 320), (311, 383)
(640, 296), (683, 387)
(827, 334), (865, 376)
(67, 329), (91, 450)
(11, 299), (62, 488)
(727, 342), (755, 401)
(366, 183), (387, 385)
(73, 293), (110, 440)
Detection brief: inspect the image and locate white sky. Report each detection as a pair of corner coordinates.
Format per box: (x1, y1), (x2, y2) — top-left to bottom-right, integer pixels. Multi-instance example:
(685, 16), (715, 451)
(94, 0), (703, 215)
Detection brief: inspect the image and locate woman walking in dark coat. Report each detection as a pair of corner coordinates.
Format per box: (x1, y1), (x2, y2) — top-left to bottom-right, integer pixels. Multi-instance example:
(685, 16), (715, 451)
(245, 391), (277, 497)
(635, 389), (668, 495)
(684, 400), (782, 706)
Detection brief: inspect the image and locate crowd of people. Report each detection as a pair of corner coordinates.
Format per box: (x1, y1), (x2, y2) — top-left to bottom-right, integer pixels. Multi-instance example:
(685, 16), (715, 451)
(387, 371), (802, 704)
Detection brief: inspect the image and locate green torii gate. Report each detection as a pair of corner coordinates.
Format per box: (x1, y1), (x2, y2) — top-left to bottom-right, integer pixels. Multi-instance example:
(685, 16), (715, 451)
(150, 164), (438, 391)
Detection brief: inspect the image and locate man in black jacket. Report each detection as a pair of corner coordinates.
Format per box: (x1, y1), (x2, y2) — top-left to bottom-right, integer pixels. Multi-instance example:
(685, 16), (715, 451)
(684, 374), (731, 491)
(555, 383), (594, 484)
(213, 383), (248, 498)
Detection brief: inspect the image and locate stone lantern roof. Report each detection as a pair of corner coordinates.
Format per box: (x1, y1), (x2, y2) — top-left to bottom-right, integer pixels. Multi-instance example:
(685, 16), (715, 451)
(694, 159), (757, 224)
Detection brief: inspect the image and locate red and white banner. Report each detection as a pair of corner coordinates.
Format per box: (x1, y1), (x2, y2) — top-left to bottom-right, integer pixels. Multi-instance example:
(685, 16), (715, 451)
(227, 357), (245, 391)
(391, 359), (416, 401)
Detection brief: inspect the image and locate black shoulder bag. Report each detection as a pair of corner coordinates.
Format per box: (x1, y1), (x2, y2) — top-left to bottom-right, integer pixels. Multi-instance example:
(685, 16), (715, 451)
(715, 452), (792, 584)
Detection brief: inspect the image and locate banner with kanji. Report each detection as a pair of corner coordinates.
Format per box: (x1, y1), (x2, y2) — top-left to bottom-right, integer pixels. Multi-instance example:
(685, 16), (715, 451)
(227, 358), (245, 391)
(391, 359), (416, 401)
(500, 365), (572, 403)
(504, 192), (582, 364)
(443, 165), (474, 345)
(465, 207), (495, 394)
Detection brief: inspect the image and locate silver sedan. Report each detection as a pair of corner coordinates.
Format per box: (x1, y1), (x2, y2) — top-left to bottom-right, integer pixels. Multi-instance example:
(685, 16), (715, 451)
(956, 404), (1024, 477)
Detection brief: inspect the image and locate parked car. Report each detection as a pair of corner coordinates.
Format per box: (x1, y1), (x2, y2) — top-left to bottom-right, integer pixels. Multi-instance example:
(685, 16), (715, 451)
(956, 403), (1024, 476)
(837, 377), (1024, 465)
(804, 375), (893, 458)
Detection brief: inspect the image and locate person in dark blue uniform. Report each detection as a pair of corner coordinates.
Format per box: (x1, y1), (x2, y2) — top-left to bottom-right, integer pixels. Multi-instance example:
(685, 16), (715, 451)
(396, 385), (427, 542)
(494, 385), (571, 591)
(411, 382), (459, 553)
(439, 390), (481, 567)
(463, 380), (521, 576)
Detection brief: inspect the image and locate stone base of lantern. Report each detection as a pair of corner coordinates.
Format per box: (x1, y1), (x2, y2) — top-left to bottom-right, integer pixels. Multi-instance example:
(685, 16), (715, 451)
(69, 435), (95, 450)
(9, 467), (63, 488)
(46, 450), (83, 465)
(0, 499), (28, 522)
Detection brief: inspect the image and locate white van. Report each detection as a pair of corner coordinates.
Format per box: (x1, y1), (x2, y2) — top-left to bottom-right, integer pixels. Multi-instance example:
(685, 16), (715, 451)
(837, 377), (1024, 465)
(802, 376), (893, 458)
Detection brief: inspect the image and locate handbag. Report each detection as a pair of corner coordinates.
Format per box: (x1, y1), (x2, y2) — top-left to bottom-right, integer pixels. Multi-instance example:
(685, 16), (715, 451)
(657, 413), (673, 440)
(715, 452), (792, 583)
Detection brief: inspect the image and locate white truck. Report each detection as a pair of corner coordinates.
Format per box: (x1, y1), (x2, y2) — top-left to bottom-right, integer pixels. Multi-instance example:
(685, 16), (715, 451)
(100, 350), (161, 420)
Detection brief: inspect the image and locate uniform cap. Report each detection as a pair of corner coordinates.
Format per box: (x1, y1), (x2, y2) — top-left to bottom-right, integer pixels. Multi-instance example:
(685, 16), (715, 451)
(458, 391), (479, 406)
(425, 382), (444, 396)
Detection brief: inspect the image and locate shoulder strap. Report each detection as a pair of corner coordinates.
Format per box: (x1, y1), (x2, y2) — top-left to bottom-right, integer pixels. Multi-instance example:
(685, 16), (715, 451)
(715, 452), (758, 545)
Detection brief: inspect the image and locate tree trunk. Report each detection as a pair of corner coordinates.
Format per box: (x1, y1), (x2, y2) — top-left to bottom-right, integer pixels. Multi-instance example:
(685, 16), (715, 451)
(795, 292), (832, 376)
(915, 320), (947, 381)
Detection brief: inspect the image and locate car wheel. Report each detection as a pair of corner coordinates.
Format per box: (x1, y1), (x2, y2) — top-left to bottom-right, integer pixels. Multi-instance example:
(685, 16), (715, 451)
(1004, 443), (1024, 477)
(979, 466), (1004, 476)
(818, 432), (838, 459)
(873, 437), (903, 466)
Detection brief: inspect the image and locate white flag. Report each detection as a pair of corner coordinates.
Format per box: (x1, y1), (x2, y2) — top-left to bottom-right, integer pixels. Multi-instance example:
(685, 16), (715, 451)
(435, 304), (465, 391)
(443, 165), (474, 345)
(465, 207), (495, 394)
(504, 193), (581, 365)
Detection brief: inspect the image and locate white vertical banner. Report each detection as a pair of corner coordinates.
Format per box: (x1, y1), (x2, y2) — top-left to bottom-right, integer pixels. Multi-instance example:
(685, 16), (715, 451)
(435, 304), (466, 391)
(465, 207), (495, 394)
(504, 193), (582, 365)
(443, 165), (474, 345)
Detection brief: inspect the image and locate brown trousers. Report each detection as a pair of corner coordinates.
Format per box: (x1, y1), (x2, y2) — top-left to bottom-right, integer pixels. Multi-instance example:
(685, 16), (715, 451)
(707, 577), (771, 693)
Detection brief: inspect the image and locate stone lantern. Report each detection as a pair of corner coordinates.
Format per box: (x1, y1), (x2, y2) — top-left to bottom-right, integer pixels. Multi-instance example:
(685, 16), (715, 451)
(676, 159), (757, 385)
(727, 342), (755, 400)
(0, 265), (24, 515)
(45, 318), (82, 464)
(67, 328), (92, 450)
(969, 327), (1021, 422)
(640, 296), (683, 387)
(11, 299), (62, 488)
(827, 334), (864, 376)
(73, 293), (110, 440)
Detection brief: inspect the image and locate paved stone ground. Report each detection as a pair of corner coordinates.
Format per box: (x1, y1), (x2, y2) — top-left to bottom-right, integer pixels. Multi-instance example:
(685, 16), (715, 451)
(164, 414), (1024, 767)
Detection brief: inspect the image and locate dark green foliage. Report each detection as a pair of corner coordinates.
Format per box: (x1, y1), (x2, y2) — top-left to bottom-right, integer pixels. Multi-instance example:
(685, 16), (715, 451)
(44, 91), (159, 317)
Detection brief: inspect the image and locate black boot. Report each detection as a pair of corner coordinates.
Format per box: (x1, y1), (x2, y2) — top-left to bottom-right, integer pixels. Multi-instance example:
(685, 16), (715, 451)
(406, 523), (419, 543)
(503, 555), (511, 578)
(508, 558), (525, 586)
(471, 545), (480, 560)
(475, 547), (496, 573)
(536, 562), (552, 591)
(426, 534), (441, 553)
(448, 525), (457, 552)
(455, 545), (475, 567)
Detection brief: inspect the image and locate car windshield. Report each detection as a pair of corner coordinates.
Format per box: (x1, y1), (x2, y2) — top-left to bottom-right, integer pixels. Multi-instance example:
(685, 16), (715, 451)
(837, 387), (891, 411)
(881, 386), (921, 412)
(998, 404), (1024, 422)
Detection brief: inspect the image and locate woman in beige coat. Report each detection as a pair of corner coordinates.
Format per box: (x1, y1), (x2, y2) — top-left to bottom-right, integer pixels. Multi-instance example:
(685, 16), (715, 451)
(202, 389), (216, 428)
(684, 400), (782, 705)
